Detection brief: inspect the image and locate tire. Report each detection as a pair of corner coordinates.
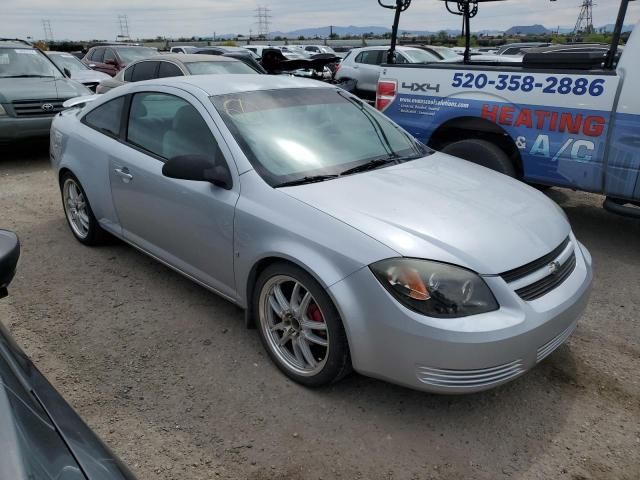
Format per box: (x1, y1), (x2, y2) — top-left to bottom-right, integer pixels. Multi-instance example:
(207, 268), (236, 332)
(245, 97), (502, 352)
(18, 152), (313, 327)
(60, 172), (109, 246)
(254, 262), (351, 387)
(441, 139), (516, 177)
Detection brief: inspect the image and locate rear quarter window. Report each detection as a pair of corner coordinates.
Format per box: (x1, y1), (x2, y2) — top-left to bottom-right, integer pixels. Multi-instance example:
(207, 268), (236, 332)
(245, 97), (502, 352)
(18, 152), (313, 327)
(131, 61), (158, 81)
(83, 96), (125, 138)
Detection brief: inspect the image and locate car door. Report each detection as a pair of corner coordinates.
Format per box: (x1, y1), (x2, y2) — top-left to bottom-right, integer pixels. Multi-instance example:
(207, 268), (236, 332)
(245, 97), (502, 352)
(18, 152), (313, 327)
(355, 50), (383, 92)
(108, 87), (240, 299)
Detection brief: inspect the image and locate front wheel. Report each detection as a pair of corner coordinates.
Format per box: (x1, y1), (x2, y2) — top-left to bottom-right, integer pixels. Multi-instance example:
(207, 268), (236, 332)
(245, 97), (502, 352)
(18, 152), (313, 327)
(254, 263), (351, 387)
(441, 139), (516, 177)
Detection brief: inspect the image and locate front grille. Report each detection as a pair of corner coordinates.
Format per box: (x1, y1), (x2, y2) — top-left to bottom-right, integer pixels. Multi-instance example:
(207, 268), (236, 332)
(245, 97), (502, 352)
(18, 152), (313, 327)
(500, 237), (570, 283)
(515, 252), (576, 301)
(11, 98), (67, 117)
(416, 359), (525, 389)
(536, 321), (577, 363)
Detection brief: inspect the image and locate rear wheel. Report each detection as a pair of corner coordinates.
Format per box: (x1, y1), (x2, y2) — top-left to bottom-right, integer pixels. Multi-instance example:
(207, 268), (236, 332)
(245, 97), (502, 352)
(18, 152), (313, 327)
(254, 262), (351, 387)
(60, 173), (109, 246)
(441, 139), (516, 177)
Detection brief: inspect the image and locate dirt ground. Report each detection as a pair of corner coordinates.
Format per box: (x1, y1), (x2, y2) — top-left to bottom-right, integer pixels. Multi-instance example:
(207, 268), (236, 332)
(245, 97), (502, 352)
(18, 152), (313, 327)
(1, 145), (638, 480)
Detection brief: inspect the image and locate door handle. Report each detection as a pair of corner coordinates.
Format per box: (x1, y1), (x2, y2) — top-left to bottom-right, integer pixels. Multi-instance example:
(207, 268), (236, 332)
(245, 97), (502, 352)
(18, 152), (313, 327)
(114, 167), (133, 183)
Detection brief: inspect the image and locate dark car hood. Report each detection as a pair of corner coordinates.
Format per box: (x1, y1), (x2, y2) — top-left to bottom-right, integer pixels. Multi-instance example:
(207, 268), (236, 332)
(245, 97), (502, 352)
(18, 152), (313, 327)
(0, 77), (91, 103)
(0, 320), (135, 480)
(0, 329), (84, 480)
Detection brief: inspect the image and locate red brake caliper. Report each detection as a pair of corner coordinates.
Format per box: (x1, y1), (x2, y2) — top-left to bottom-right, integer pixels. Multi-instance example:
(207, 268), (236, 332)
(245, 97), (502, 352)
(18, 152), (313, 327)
(307, 303), (326, 337)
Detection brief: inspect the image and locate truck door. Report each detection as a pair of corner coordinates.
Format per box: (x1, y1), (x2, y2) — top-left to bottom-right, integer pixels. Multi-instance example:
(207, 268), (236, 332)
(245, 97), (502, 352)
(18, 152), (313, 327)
(604, 33), (640, 201)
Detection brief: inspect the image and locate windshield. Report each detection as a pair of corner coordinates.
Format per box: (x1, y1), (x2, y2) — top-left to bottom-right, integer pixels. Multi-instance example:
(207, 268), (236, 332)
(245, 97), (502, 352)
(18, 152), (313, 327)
(0, 48), (63, 78)
(47, 52), (88, 73)
(186, 61), (257, 75)
(401, 49), (439, 63)
(211, 88), (429, 186)
(115, 47), (159, 64)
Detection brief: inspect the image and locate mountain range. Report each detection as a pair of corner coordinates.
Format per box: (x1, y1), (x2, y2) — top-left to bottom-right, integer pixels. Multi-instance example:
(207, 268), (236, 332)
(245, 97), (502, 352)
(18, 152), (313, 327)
(217, 23), (634, 39)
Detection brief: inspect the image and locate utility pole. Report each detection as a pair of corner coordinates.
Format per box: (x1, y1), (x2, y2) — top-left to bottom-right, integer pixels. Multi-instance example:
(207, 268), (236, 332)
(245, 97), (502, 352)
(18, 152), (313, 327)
(42, 20), (53, 43)
(254, 6), (271, 39)
(118, 14), (131, 40)
(572, 0), (595, 38)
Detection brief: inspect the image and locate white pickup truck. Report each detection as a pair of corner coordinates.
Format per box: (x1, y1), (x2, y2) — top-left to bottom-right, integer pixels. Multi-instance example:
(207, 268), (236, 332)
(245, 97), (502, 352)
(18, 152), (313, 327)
(377, 0), (639, 216)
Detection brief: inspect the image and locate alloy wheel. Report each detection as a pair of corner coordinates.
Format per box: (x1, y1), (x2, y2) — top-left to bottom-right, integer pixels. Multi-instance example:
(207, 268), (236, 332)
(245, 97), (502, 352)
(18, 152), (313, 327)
(259, 275), (330, 376)
(63, 178), (90, 239)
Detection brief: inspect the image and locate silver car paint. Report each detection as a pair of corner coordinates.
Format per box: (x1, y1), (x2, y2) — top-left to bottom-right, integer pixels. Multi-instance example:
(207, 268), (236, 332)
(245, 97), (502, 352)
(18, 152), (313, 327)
(51, 75), (592, 393)
(281, 155), (570, 275)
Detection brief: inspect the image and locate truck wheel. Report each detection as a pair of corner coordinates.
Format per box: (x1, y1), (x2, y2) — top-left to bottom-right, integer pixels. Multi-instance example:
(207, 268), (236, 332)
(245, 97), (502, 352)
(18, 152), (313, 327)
(441, 139), (516, 177)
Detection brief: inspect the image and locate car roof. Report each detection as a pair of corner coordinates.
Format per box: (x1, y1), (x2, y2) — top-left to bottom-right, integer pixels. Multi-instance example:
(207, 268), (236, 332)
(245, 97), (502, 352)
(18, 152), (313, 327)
(0, 41), (34, 49)
(157, 53), (239, 63)
(140, 73), (333, 96)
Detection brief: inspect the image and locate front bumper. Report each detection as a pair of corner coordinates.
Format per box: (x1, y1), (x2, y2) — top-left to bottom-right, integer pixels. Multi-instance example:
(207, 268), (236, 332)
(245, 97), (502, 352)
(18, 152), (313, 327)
(0, 115), (54, 141)
(329, 237), (593, 394)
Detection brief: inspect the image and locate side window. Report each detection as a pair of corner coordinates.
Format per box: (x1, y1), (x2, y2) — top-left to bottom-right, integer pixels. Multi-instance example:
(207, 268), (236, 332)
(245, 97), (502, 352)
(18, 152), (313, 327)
(92, 47), (105, 63)
(131, 61), (158, 82)
(157, 62), (183, 78)
(354, 52), (364, 63)
(395, 54), (409, 64)
(83, 96), (125, 138)
(360, 50), (382, 65)
(123, 65), (133, 82)
(103, 48), (116, 63)
(127, 93), (219, 161)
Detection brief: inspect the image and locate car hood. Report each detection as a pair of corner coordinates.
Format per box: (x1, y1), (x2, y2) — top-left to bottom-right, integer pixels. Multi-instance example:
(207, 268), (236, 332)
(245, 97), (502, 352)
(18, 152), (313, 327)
(281, 153), (569, 275)
(0, 77), (90, 103)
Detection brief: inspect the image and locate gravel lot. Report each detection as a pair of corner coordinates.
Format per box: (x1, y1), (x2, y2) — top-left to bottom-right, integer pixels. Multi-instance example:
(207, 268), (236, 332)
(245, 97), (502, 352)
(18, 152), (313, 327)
(1, 144), (639, 480)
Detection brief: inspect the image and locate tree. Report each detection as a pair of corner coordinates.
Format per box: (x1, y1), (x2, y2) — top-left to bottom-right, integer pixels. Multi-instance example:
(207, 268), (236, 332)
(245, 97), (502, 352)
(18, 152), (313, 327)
(298, 35), (306, 41)
(437, 30), (449, 42)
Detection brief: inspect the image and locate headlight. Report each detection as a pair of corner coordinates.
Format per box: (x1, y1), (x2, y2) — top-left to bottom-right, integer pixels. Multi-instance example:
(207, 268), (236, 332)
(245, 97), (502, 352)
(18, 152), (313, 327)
(370, 258), (498, 318)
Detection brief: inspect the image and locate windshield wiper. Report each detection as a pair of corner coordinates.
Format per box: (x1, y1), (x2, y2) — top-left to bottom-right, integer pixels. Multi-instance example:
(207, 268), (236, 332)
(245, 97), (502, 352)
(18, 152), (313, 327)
(338, 157), (400, 176)
(274, 174), (339, 188)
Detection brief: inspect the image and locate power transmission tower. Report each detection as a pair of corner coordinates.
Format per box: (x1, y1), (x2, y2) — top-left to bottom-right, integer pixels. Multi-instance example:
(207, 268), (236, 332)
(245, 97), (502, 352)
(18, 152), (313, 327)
(42, 20), (54, 43)
(254, 6), (271, 38)
(118, 14), (131, 40)
(572, 0), (595, 37)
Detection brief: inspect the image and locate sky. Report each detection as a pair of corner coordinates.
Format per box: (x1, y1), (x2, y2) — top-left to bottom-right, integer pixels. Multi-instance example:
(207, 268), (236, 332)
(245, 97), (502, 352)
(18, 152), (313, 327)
(4, 0), (639, 41)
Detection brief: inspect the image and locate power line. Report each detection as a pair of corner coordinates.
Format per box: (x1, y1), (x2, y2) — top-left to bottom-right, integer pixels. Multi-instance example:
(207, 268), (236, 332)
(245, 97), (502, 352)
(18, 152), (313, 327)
(42, 19), (54, 43)
(254, 6), (271, 38)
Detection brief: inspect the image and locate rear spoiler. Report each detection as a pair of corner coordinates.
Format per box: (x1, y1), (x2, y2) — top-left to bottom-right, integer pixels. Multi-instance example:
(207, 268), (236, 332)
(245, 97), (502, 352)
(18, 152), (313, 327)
(62, 95), (100, 109)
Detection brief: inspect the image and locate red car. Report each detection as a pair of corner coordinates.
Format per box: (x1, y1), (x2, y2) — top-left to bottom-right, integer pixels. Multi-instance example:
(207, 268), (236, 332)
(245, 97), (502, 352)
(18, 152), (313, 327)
(81, 45), (159, 76)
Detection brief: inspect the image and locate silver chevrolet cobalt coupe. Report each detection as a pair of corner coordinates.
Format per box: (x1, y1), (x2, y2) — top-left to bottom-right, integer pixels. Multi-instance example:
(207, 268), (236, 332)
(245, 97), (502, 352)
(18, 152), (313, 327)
(51, 75), (592, 393)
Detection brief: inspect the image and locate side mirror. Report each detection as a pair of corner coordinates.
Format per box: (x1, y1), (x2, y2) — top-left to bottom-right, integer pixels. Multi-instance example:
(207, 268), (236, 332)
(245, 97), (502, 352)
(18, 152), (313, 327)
(63, 67), (72, 78)
(0, 230), (20, 300)
(162, 155), (232, 190)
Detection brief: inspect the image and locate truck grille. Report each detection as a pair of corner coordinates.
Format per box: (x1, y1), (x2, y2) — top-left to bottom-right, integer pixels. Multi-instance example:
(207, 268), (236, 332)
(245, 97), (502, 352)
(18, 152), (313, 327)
(500, 236), (576, 301)
(11, 99), (67, 117)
